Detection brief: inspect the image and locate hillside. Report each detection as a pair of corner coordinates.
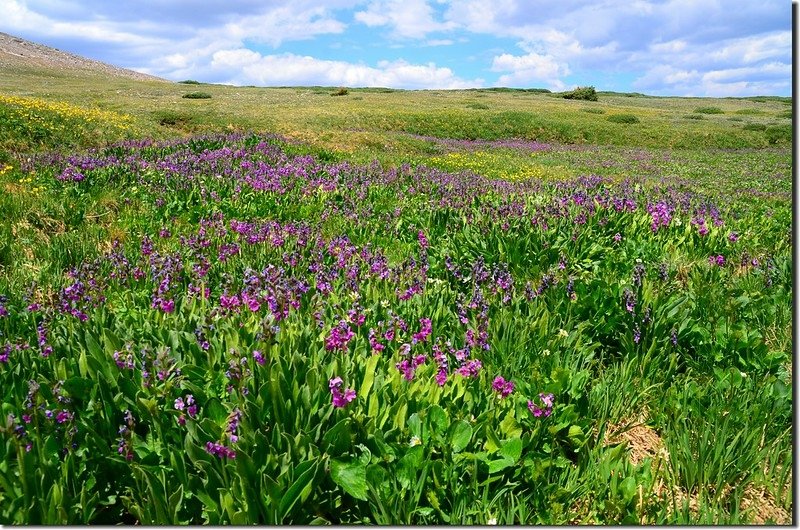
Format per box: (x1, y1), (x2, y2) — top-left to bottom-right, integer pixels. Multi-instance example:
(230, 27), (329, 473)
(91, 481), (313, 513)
(0, 31), (165, 82)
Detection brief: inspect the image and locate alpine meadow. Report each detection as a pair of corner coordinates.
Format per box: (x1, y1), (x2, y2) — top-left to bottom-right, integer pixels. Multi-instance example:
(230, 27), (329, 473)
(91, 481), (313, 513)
(0, 32), (793, 525)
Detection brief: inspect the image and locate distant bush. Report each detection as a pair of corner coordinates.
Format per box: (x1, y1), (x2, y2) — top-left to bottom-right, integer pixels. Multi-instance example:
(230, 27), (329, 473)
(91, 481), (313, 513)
(182, 92), (212, 99)
(607, 113), (639, 124)
(684, 114), (704, 120)
(734, 108), (766, 115)
(765, 124), (791, 144)
(742, 123), (766, 131)
(581, 107), (605, 114)
(331, 87), (349, 96)
(178, 80), (201, 85)
(466, 102), (490, 110)
(561, 86), (598, 101)
(694, 106), (723, 114)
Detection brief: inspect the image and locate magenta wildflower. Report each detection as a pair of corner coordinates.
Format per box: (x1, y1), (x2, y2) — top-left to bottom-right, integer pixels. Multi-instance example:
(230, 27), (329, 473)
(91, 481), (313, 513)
(492, 376), (515, 398)
(435, 369), (448, 386)
(330, 377), (357, 408)
(252, 350), (265, 365)
(528, 393), (555, 417)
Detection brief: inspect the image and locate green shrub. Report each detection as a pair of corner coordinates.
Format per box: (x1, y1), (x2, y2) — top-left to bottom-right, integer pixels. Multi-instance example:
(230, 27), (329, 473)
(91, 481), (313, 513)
(581, 108), (605, 114)
(331, 87), (349, 97)
(465, 102), (490, 110)
(182, 92), (212, 99)
(742, 123), (766, 131)
(734, 108), (766, 115)
(684, 114), (704, 120)
(178, 80), (202, 85)
(561, 86), (598, 101)
(694, 106), (723, 114)
(765, 124), (791, 144)
(606, 113), (639, 124)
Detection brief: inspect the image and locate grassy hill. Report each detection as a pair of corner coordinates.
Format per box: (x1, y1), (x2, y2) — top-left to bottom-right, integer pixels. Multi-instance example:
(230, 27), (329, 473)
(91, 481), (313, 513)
(0, 35), (792, 165)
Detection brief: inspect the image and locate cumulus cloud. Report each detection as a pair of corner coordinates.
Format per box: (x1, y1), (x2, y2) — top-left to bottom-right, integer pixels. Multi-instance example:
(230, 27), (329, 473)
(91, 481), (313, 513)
(354, 0), (456, 39)
(490, 52), (568, 90)
(167, 48), (483, 89)
(0, 0), (791, 95)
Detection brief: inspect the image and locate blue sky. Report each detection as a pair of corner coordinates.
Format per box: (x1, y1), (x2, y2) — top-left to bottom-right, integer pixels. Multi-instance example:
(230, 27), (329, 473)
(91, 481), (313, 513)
(0, 0), (792, 96)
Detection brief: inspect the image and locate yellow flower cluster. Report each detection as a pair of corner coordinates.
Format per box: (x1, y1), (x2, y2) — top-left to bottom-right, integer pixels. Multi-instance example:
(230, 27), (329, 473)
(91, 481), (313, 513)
(0, 163), (12, 176)
(0, 94), (134, 133)
(429, 151), (573, 182)
(15, 174), (46, 194)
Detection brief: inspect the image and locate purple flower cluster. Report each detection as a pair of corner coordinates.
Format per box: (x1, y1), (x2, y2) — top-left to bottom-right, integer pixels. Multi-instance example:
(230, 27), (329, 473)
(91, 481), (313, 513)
(205, 441), (236, 459)
(329, 377), (356, 408)
(492, 376), (515, 398)
(527, 393), (555, 418)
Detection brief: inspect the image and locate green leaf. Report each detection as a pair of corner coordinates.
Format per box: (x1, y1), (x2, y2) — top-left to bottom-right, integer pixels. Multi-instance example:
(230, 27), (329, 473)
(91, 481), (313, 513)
(427, 405), (449, 434)
(487, 457), (515, 474)
(205, 398), (227, 424)
(448, 420), (472, 453)
(278, 459), (319, 520)
(499, 437), (522, 462)
(330, 458), (368, 501)
(360, 354), (380, 400)
(619, 476), (637, 504)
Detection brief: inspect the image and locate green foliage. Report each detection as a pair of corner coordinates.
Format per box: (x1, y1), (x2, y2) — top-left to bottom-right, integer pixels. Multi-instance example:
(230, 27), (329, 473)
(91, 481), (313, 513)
(182, 92), (212, 99)
(561, 86), (598, 101)
(694, 106), (724, 114)
(178, 80), (202, 85)
(764, 124), (791, 144)
(607, 113), (640, 124)
(331, 87), (349, 97)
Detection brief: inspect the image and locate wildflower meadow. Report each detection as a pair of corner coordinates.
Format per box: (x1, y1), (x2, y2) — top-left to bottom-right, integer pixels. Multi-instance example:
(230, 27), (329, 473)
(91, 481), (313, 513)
(0, 85), (793, 524)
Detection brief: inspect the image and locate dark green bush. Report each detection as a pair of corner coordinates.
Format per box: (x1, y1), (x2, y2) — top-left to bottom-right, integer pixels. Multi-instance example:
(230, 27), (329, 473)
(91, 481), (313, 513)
(684, 114), (704, 120)
(331, 87), (349, 96)
(765, 124), (791, 144)
(581, 108), (605, 114)
(607, 114), (639, 124)
(742, 123), (766, 131)
(182, 92), (212, 99)
(561, 86), (598, 101)
(466, 102), (490, 110)
(178, 80), (202, 85)
(694, 106), (723, 114)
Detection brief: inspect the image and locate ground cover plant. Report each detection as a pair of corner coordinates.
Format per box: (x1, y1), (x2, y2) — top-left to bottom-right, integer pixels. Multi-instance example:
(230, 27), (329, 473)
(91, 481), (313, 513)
(0, 70), (793, 524)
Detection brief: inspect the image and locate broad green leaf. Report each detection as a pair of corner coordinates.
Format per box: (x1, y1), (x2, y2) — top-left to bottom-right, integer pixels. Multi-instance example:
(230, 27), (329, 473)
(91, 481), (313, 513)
(330, 458), (368, 501)
(499, 437), (522, 462)
(487, 457), (515, 474)
(448, 420), (472, 453)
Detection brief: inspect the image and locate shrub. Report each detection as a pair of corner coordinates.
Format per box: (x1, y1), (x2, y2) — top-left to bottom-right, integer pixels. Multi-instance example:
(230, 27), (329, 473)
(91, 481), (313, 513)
(742, 123), (766, 131)
(331, 87), (349, 96)
(765, 124), (791, 144)
(606, 114), (639, 124)
(182, 92), (212, 99)
(581, 108), (605, 114)
(684, 114), (704, 120)
(178, 80), (201, 85)
(694, 106), (723, 114)
(466, 102), (490, 110)
(561, 86), (598, 101)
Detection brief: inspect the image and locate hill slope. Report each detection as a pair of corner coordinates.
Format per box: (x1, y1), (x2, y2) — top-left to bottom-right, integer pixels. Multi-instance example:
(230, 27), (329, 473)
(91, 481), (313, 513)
(0, 31), (165, 82)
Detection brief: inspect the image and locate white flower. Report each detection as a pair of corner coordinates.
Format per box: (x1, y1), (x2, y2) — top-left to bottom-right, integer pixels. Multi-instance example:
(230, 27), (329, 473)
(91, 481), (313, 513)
(409, 435), (421, 447)
(487, 517), (497, 525)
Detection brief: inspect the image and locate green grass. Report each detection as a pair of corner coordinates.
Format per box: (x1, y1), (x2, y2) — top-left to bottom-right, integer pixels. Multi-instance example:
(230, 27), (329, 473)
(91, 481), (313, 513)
(0, 60), (793, 525)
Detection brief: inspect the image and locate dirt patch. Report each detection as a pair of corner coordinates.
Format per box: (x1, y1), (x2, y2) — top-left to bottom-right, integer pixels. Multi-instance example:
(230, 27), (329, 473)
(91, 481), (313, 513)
(740, 484), (792, 525)
(605, 421), (668, 467)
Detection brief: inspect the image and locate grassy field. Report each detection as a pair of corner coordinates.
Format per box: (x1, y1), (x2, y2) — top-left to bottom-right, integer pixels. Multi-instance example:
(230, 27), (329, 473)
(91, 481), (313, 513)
(0, 62), (793, 524)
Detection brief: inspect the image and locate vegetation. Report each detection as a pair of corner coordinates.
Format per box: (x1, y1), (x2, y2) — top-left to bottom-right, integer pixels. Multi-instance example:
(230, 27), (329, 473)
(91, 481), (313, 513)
(560, 86), (598, 101)
(607, 113), (640, 124)
(182, 92), (213, 99)
(0, 62), (793, 524)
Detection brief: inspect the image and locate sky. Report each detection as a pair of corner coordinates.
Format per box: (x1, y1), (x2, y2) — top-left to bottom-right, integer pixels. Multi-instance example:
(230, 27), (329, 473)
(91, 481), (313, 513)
(0, 0), (793, 96)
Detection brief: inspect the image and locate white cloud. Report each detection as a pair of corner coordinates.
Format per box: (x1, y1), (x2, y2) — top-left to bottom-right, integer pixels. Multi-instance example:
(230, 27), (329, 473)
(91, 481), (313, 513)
(174, 48), (483, 89)
(354, 0), (456, 39)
